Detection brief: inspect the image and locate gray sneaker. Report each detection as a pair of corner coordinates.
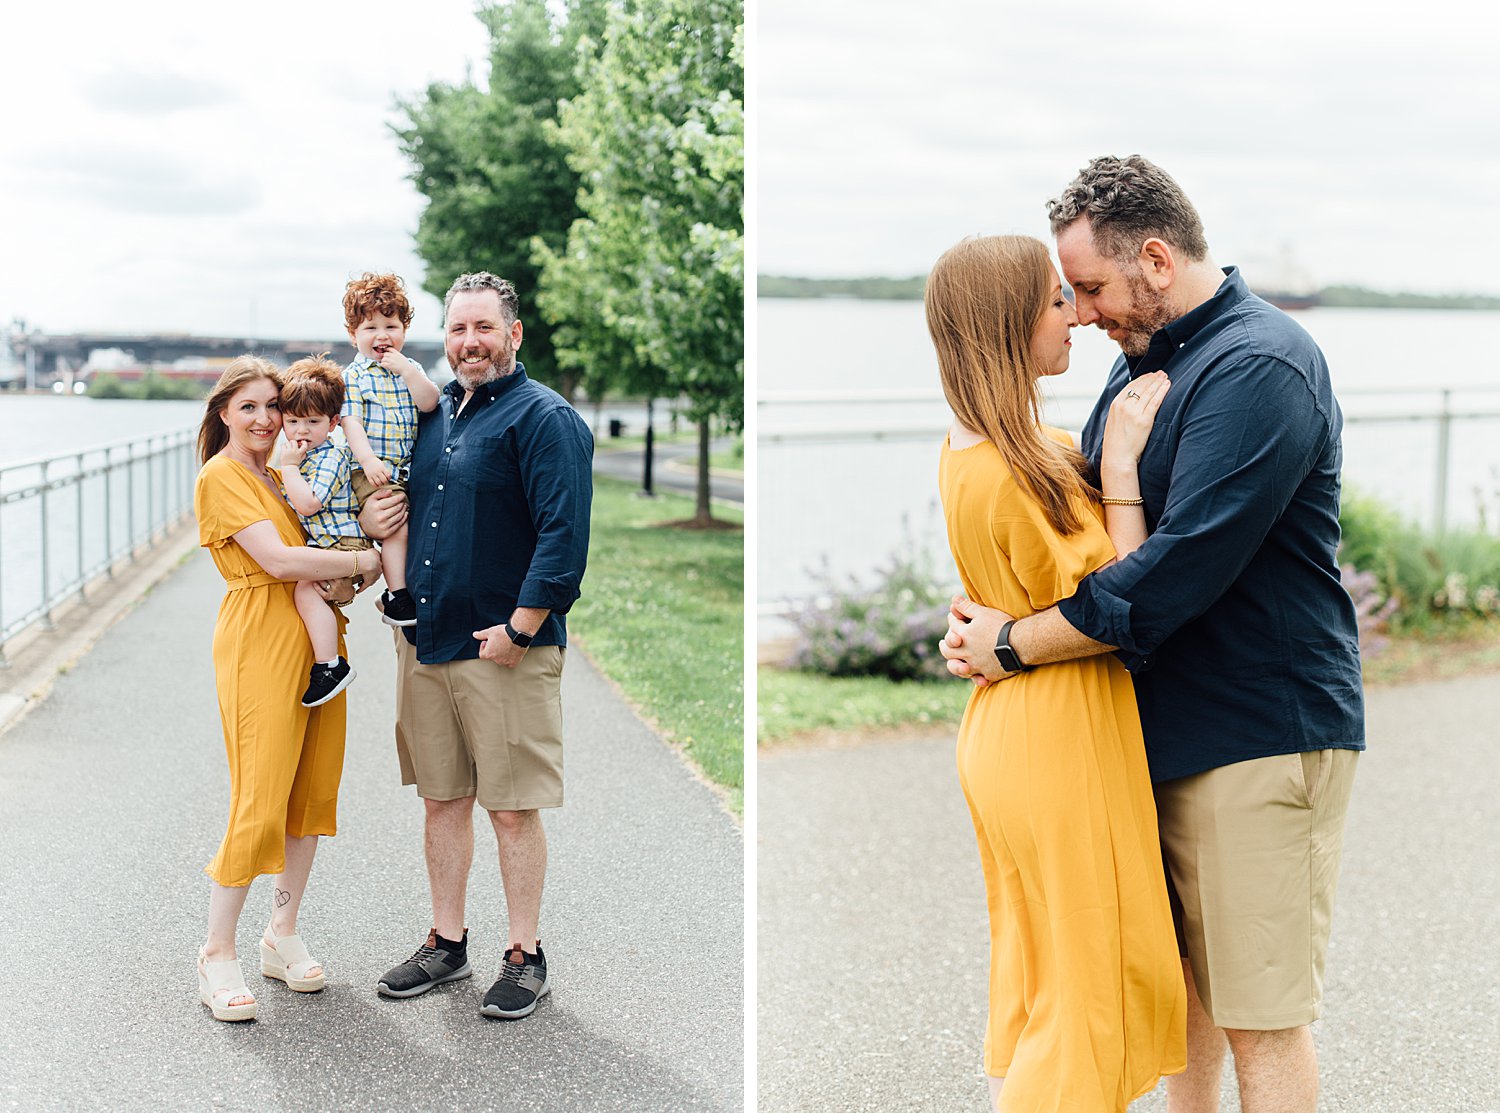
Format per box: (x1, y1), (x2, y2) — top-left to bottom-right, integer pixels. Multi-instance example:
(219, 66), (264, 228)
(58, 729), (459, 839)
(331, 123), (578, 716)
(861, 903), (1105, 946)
(376, 929), (472, 998)
(480, 942), (549, 1019)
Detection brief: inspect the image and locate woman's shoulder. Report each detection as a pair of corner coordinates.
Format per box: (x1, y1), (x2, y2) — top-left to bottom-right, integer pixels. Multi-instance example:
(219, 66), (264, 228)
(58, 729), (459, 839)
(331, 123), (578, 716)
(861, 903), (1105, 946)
(1039, 424), (1077, 449)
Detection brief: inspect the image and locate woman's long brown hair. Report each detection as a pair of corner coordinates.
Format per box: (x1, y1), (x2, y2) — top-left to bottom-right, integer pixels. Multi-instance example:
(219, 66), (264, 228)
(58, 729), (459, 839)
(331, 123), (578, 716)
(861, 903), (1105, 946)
(197, 355), (284, 465)
(925, 235), (1098, 534)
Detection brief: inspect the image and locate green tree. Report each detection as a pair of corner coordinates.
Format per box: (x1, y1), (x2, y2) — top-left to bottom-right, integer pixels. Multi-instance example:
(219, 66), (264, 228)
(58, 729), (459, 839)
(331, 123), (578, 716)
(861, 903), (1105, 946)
(547, 0), (743, 524)
(392, 0), (594, 396)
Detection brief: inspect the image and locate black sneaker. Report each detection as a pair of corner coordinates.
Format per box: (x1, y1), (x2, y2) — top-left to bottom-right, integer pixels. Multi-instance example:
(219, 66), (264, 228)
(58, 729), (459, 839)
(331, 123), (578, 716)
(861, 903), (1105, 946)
(480, 942), (549, 1020)
(376, 929), (472, 998)
(381, 588), (417, 627)
(301, 657), (355, 707)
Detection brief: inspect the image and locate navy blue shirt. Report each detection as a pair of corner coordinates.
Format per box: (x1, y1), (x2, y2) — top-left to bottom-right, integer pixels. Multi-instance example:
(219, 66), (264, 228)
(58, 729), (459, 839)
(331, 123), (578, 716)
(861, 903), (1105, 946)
(1057, 268), (1365, 782)
(404, 363), (593, 663)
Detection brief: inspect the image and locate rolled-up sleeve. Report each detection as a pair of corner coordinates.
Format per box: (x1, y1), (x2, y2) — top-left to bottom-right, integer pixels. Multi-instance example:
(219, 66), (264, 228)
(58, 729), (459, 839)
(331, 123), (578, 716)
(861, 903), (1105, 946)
(516, 407), (594, 614)
(1059, 355), (1328, 663)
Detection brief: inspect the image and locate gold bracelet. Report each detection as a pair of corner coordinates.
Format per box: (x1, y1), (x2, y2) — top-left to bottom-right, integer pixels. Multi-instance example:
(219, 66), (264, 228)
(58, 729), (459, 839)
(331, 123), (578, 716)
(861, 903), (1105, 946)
(353, 550), (360, 579)
(1101, 496), (1145, 506)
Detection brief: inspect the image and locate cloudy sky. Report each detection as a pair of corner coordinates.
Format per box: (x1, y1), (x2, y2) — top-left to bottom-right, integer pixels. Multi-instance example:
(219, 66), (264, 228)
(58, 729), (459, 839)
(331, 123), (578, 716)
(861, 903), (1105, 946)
(1, 2), (495, 341)
(760, 0), (1500, 295)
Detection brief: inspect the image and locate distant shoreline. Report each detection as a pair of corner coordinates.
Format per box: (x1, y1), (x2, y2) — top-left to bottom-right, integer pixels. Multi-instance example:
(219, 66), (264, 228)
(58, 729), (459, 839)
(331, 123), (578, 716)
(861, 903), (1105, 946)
(758, 275), (1500, 310)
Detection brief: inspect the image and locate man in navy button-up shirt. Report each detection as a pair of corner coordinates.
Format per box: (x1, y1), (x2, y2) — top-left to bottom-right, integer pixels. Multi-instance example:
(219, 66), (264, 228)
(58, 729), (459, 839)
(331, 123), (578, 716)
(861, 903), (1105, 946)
(941, 157), (1362, 1112)
(374, 272), (591, 1020)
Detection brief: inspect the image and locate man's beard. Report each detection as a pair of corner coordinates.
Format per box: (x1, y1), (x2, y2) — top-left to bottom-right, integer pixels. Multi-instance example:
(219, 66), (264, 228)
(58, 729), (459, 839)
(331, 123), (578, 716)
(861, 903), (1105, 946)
(1113, 266), (1177, 358)
(450, 349), (514, 390)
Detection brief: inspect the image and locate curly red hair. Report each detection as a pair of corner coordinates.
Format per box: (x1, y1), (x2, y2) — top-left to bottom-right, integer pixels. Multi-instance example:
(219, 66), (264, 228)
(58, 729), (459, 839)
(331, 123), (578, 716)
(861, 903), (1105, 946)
(343, 272), (415, 332)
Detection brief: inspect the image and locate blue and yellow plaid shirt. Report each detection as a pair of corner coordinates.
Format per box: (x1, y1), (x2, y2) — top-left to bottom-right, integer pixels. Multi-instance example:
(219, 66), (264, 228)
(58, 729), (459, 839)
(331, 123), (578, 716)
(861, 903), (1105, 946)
(342, 353), (426, 470)
(297, 439), (363, 547)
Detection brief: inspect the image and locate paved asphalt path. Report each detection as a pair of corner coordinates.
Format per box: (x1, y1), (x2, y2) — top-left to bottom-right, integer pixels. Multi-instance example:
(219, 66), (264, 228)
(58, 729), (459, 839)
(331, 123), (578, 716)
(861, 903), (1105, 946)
(0, 553), (742, 1112)
(759, 674), (1500, 1112)
(593, 440), (743, 505)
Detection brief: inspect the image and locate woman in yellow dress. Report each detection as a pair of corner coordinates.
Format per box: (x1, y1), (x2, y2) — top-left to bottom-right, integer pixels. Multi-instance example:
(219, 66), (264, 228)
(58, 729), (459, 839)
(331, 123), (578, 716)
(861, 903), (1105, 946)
(192, 356), (384, 1022)
(927, 236), (1186, 1110)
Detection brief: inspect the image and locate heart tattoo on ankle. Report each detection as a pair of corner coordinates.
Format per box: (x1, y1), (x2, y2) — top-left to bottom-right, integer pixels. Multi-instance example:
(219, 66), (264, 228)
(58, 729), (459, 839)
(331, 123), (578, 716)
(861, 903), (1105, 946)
(275, 888), (291, 908)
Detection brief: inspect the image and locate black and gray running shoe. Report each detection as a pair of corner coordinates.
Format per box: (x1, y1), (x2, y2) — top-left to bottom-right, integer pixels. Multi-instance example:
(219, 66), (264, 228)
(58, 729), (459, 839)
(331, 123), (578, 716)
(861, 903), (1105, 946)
(376, 929), (472, 998)
(480, 942), (549, 1019)
(301, 657), (355, 707)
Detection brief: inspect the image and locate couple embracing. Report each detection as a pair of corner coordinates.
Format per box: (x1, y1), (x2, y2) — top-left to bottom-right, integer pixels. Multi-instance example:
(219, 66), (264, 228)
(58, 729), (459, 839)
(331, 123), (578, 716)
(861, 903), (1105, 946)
(929, 156), (1363, 1112)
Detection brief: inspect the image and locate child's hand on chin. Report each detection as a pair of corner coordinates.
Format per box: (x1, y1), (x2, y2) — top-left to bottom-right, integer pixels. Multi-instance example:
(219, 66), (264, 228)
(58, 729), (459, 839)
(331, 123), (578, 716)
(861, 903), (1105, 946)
(379, 348), (416, 377)
(280, 438), (309, 467)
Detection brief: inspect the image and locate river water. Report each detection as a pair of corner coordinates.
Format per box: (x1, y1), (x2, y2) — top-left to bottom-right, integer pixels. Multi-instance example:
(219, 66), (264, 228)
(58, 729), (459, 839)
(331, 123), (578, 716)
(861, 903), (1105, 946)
(758, 299), (1500, 620)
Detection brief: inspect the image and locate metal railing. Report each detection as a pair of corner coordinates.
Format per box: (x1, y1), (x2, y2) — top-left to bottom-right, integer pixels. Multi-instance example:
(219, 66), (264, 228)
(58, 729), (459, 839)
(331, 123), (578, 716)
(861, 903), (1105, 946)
(760, 386), (1500, 535)
(0, 427), (198, 663)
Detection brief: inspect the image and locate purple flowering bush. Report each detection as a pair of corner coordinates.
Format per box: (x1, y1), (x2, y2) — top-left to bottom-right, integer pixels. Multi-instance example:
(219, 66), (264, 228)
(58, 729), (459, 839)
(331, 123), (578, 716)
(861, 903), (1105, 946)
(1340, 561), (1399, 658)
(789, 551), (953, 681)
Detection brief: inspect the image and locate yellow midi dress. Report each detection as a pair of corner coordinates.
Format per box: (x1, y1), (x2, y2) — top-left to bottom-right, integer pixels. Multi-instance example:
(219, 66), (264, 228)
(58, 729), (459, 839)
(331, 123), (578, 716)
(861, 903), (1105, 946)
(194, 454), (348, 888)
(938, 432), (1186, 1112)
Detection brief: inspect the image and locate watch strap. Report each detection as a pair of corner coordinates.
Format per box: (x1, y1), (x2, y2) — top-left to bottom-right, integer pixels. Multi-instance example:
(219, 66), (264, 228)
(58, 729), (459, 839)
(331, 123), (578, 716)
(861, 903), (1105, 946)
(994, 619), (1031, 673)
(504, 621), (534, 648)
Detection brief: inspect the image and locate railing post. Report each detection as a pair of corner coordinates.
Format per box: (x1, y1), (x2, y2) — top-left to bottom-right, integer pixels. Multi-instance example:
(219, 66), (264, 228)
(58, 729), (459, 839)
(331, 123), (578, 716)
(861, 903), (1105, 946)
(1435, 389), (1451, 536)
(40, 458), (53, 630)
(128, 440), (137, 559)
(76, 451), (86, 602)
(104, 446), (114, 578)
(146, 436), (156, 545)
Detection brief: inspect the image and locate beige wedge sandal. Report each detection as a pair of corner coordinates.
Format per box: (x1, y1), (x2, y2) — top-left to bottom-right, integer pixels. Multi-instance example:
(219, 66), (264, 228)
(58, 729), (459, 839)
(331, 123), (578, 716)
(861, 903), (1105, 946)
(198, 950), (257, 1022)
(260, 932), (326, 992)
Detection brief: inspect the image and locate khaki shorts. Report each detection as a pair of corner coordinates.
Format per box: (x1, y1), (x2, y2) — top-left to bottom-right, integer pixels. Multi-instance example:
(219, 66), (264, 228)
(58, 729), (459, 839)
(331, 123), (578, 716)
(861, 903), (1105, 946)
(313, 535), (374, 606)
(394, 633), (565, 812)
(1156, 747), (1358, 1031)
(350, 468), (407, 510)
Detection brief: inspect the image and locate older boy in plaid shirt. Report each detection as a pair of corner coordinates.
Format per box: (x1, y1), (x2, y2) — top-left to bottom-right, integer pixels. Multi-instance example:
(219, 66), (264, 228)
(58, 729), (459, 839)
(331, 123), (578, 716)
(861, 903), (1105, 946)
(339, 272), (440, 625)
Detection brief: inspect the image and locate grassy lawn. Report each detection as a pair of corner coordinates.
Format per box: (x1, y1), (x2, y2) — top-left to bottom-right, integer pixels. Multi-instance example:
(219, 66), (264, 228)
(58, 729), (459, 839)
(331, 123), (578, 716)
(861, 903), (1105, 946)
(758, 666), (970, 744)
(759, 624), (1500, 747)
(571, 477), (744, 811)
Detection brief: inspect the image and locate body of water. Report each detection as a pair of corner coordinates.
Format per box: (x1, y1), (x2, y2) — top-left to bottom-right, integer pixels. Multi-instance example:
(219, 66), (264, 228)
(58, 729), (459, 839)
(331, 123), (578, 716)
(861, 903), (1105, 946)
(758, 299), (1500, 622)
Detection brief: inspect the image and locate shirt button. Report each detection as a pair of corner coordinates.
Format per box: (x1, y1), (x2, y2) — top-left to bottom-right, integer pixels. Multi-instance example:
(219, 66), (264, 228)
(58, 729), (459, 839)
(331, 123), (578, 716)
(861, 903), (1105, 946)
(424, 560), (431, 566)
(445, 447), (452, 453)
(420, 597), (427, 603)
(437, 484), (444, 491)
(431, 522), (437, 528)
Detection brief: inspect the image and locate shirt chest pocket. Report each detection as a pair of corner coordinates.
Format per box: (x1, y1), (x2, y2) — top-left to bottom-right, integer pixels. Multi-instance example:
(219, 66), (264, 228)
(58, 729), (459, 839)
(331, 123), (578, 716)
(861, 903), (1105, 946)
(455, 434), (521, 492)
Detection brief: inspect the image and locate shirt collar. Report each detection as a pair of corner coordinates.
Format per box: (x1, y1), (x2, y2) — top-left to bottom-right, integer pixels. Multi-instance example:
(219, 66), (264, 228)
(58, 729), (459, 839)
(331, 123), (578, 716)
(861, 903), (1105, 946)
(442, 362), (530, 413)
(1130, 266), (1247, 372)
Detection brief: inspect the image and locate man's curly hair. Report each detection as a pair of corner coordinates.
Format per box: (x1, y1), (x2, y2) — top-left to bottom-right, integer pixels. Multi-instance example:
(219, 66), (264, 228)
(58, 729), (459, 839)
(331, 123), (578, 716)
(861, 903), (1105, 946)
(1047, 155), (1208, 263)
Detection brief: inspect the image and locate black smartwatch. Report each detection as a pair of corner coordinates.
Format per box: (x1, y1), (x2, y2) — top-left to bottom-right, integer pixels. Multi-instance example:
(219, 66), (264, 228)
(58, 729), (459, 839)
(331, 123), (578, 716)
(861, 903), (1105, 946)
(994, 620), (1031, 674)
(504, 621), (534, 648)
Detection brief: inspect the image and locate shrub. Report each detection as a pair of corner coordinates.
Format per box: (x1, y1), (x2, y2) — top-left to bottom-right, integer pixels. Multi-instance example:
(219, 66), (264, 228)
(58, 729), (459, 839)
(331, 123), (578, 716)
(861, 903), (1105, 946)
(789, 545), (952, 681)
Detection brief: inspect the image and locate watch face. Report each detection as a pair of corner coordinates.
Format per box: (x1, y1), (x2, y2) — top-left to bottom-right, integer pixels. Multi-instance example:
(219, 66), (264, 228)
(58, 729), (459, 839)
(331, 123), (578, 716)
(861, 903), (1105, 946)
(996, 646), (1022, 672)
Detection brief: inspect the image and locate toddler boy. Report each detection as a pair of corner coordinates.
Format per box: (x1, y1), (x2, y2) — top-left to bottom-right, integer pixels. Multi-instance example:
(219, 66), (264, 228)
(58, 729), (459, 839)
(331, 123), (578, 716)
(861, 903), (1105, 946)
(279, 356), (368, 707)
(340, 272), (440, 625)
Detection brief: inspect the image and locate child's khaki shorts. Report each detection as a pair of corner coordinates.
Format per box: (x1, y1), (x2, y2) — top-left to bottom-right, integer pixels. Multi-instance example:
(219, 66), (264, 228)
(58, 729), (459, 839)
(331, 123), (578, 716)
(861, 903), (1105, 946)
(314, 535), (374, 606)
(350, 466), (408, 510)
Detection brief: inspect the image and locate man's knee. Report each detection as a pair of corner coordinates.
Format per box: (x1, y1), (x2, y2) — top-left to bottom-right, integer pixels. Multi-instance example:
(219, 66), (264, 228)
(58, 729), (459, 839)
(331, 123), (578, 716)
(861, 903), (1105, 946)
(425, 795), (475, 822)
(488, 807), (539, 836)
(1224, 1024), (1311, 1058)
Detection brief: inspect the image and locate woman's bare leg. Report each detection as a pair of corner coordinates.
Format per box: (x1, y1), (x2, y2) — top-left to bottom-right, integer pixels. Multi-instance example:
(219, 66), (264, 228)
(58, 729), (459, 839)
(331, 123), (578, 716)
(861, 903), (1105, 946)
(202, 882), (253, 1007)
(265, 834), (322, 979)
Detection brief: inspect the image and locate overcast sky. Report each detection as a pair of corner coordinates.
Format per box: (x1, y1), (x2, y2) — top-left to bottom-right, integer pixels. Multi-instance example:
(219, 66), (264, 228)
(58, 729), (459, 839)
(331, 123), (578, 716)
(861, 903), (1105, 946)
(760, 0), (1500, 295)
(1, 2), (495, 340)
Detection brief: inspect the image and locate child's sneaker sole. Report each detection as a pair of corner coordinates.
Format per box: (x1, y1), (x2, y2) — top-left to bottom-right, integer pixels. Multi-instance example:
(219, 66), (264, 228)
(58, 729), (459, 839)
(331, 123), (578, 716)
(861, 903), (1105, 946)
(302, 666), (356, 707)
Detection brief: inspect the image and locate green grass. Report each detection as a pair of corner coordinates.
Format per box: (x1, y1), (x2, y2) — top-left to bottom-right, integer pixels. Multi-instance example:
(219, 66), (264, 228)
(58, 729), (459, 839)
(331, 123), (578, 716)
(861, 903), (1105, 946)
(761, 623), (1500, 747)
(758, 666), (970, 744)
(571, 477), (744, 810)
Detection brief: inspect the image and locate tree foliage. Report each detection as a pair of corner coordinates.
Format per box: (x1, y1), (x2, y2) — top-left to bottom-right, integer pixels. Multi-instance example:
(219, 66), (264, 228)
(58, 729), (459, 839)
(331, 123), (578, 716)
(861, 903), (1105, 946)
(392, 0), (590, 393)
(539, 0), (744, 521)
